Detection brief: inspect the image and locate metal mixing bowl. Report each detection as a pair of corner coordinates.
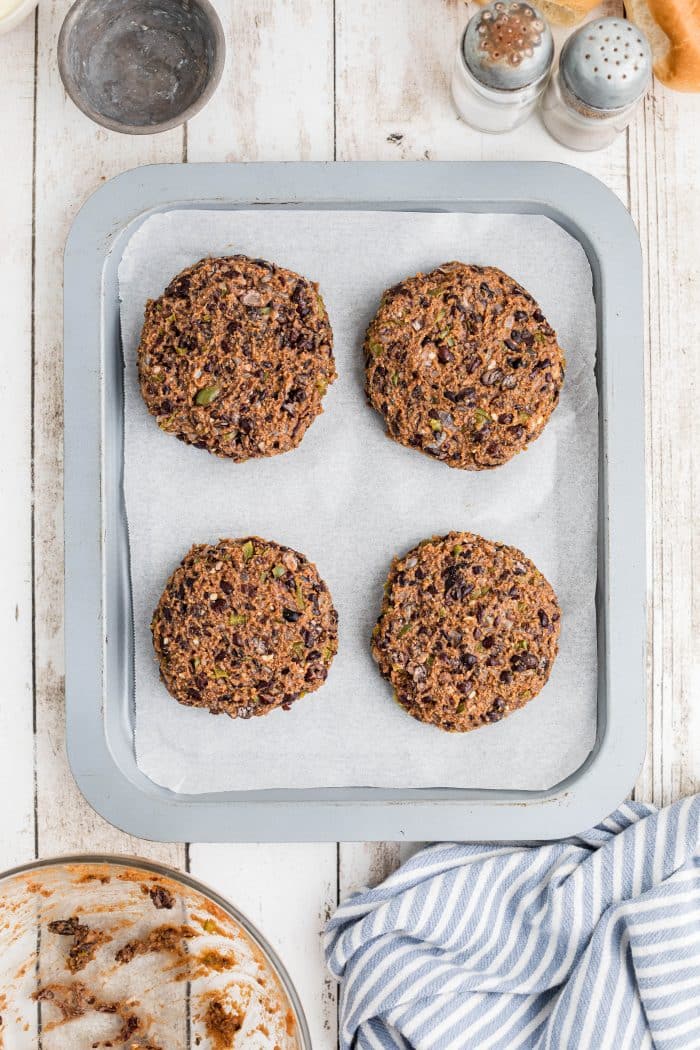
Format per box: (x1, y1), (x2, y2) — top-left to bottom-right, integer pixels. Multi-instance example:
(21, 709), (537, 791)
(57, 0), (225, 134)
(0, 855), (310, 1048)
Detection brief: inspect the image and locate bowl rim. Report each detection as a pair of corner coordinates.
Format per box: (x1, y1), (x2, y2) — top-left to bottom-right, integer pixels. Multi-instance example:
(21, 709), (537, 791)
(56, 0), (226, 135)
(0, 852), (312, 1049)
(0, 0), (38, 37)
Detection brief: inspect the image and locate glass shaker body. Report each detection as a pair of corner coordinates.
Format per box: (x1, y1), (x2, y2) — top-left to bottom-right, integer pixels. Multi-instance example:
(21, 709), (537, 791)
(451, 39), (549, 134)
(451, 2), (553, 136)
(541, 16), (652, 152)
(542, 67), (643, 151)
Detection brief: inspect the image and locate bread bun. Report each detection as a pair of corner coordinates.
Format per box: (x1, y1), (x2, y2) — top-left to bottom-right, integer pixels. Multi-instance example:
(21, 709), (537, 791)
(625, 0), (700, 91)
(473, 0), (600, 27)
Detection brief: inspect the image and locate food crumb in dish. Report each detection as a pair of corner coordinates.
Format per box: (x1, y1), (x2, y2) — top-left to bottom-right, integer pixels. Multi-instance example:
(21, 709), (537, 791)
(47, 916), (111, 973)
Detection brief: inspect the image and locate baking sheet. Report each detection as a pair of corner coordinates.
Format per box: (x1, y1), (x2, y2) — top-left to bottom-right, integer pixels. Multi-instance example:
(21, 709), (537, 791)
(119, 209), (597, 794)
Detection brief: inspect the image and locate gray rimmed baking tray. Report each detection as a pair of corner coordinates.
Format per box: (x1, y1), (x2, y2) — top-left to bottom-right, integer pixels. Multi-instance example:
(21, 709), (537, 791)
(64, 161), (645, 843)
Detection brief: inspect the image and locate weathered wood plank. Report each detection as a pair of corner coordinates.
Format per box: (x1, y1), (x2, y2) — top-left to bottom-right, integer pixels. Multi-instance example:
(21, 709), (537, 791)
(339, 842), (419, 899)
(187, 4), (338, 1047)
(0, 11), (37, 871)
(628, 84), (700, 805)
(186, 0), (334, 161)
(32, 0), (185, 862)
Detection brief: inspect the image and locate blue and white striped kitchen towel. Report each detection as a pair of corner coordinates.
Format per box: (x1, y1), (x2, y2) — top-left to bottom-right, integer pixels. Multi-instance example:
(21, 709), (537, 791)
(325, 797), (700, 1049)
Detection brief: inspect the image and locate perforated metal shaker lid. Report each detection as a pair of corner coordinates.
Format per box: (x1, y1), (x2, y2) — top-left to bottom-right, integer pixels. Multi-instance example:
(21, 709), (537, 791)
(559, 16), (652, 110)
(462, 1), (553, 92)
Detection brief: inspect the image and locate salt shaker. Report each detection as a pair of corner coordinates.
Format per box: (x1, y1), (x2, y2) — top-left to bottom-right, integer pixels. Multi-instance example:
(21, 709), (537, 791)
(451, 1), (554, 134)
(541, 16), (652, 151)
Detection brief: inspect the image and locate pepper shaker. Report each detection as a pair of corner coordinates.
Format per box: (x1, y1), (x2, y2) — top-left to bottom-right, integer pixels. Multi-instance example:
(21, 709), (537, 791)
(541, 16), (652, 151)
(451, 1), (554, 134)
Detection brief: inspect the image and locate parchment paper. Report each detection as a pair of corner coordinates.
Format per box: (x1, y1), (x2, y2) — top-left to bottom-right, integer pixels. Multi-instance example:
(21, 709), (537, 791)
(119, 209), (598, 793)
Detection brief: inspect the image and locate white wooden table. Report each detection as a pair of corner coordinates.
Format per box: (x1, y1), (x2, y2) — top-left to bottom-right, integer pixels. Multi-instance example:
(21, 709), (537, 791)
(1, 1), (699, 1044)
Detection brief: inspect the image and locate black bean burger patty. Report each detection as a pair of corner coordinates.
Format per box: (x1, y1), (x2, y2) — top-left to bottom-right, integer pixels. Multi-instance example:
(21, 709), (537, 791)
(364, 262), (565, 469)
(372, 532), (560, 732)
(152, 538), (339, 719)
(138, 255), (336, 460)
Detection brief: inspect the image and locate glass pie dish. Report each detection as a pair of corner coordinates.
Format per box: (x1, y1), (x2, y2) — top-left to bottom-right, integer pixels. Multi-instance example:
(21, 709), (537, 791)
(0, 855), (310, 1049)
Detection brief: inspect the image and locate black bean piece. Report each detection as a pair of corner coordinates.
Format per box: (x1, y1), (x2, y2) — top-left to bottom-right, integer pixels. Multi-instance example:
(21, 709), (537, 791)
(538, 609), (550, 628)
(282, 608), (300, 622)
(499, 670), (513, 685)
(48, 917), (81, 936)
(443, 565), (474, 602)
(211, 597), (227, 612)
(498, 412), (513, 425)
(167, 275), (191, 298)
(510, 651), (538, 672)
(437, 346), (454, 364)
(482, 635), (495, 650)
